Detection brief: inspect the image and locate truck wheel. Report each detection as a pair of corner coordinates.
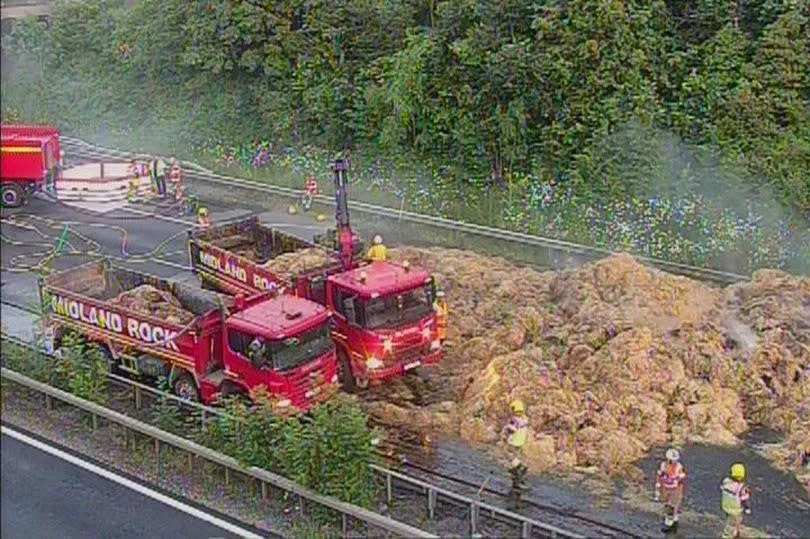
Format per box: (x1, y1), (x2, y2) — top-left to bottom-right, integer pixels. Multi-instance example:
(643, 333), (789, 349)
(2, 184), (25, 208)
(338, 349), (356, 392)
(173, 372), (200, 402)
(220, 382), (251, 406)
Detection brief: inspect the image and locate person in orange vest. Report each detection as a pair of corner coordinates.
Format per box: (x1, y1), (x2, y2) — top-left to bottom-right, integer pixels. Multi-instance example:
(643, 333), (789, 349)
(433, 290), (448, 343)
(127, 159), (141, 202)
(197, 207), (210, 228)
(174, 180), (185, 205)
(654, 448), (687, 532)
(302, 174), (318, 211)
(168, 156), (183, 196)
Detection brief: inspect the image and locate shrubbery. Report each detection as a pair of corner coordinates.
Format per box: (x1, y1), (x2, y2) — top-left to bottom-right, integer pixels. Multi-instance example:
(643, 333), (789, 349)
(199, 392), (379, 510)
(1, 0), (807, 274)
(2, 333), (380, 510)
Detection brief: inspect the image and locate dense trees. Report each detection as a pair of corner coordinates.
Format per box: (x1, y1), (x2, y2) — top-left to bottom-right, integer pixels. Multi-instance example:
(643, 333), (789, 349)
(2, 0), (807, 271)
(3, 0), (806, 207)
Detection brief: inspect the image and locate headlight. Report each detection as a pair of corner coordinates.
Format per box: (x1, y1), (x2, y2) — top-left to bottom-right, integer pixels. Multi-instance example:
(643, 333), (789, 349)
(421, 327), (431, 339)
(382, 338), (394, 354)
(430, 339), (440, 351)
(366, 356), (383, 369)
(330, 374), (338, 384)
(277, 399), (291, 408)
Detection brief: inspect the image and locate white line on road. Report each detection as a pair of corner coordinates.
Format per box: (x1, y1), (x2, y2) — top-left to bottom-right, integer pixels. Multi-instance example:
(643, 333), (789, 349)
(119, 206), (196, 226)
(1, 426), (264, 539)
(122, 206), (327, 231)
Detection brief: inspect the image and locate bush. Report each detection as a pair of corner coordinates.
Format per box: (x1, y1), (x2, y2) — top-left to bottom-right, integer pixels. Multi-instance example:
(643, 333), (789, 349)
(202, 392), (379, 510)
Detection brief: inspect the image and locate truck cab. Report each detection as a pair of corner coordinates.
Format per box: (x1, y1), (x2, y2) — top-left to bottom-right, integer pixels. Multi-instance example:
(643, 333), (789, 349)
(211, 294), (339, 410)
(326, 260), (442, 389)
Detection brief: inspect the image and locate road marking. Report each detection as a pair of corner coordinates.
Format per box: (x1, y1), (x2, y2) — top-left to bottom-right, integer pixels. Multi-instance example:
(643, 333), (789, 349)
(1, 426), (264, 539)
(119, 206), (195, 226)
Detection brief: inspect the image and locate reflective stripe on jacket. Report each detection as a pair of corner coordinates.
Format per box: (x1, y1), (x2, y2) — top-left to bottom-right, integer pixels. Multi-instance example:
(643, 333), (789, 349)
(433, 300), (448, 338)
(367, 244), (387, 262)
(507, 415), (528, 448)
(721, 478), (748, 516)
(657, 462), (686, 488)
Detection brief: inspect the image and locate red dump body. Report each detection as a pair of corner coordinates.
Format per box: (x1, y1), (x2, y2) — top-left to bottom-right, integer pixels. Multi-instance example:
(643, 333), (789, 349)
(1, 124), (62, 206)
(40, 260), (339, 412)
(188, 217), (443, 389)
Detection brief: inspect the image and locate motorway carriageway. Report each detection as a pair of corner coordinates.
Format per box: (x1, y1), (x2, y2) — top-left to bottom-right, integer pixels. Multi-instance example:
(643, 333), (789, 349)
(1, 425), (268, 539)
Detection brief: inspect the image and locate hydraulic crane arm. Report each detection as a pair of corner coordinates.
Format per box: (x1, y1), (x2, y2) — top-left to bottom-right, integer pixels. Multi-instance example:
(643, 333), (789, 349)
(332, 158), (354, 270)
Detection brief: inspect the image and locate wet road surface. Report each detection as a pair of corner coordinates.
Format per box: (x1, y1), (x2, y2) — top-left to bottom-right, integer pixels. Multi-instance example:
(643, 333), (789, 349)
(1, 428), (264, 539)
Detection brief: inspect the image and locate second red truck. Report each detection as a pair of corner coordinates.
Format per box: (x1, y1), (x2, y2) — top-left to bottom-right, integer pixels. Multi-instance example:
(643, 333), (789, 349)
(189, 159), (444, 390)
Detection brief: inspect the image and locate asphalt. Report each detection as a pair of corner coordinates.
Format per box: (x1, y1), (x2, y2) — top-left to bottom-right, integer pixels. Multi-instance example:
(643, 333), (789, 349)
(0, 431), (253, 539)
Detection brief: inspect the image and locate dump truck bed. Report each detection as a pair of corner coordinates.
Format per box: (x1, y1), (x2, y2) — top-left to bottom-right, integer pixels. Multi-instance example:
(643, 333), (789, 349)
(41, 260), (230, 371)
(189, 216), (341, 296)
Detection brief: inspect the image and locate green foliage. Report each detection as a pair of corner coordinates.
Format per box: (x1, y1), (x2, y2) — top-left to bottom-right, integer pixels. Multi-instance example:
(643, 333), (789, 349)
(151, 377), (185, 435)
(1, 332), (108, 404)
(2, 0), (808, 270)
(201, 392), (379, 510)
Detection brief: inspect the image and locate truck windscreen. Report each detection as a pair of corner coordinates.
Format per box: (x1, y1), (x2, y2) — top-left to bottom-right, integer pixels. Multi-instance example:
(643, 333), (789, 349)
(361, 284), (432, 330)
(270, 323), (333, 372)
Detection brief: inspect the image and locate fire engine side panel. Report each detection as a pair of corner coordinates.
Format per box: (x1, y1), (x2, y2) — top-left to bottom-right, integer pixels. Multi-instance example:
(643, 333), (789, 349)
(0, 142), (46, 182)
(1, 125), (60, 183)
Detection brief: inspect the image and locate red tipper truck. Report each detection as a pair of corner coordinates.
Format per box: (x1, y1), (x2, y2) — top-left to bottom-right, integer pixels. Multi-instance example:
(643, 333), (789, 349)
(189, 159), (444, 391)
(39, 260), (339, 411)
(1, 124), (62, 207)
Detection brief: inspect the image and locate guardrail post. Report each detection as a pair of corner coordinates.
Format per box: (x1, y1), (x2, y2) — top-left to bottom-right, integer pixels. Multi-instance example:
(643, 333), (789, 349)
(521, 521), (532, 539)
(427, 488), (436, 520)
(45, 394), (53, 410)
(261, 481), (267, 500)
(298, 495), (304, 516)
(224, 466), (231, 487)
(135, 386), (142, 410)
(91, 412), (98, 431)
(386, 471), (393, 504)
(154, 439), (160, 472)
(469, 502), (479, 536)
(201, 409), (207, 430)
(342, 513), (349, 538)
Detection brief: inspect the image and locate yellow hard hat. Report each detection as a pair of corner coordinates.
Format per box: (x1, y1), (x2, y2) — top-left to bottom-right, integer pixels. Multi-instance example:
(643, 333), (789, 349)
(316, 214), (326, 222)
(288, 204), (298, 215)
(730, 463), (745, 481)
(373, 234), (383, 245)
(510, 399), (525, 414)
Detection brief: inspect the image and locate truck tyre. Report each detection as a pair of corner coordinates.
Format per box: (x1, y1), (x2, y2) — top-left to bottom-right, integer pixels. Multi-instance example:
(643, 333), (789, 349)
(2, 184), (25, 208)
(338, 349), (356, 392)
(173, 372), (200, 402)
(221, 382), (251, 407)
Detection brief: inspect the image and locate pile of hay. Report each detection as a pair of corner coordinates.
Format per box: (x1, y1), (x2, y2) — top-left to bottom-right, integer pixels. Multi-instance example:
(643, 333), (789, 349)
(263, 248), (332, 275)
(365, 248), (809, 486)
(111, 285), (195, 325)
